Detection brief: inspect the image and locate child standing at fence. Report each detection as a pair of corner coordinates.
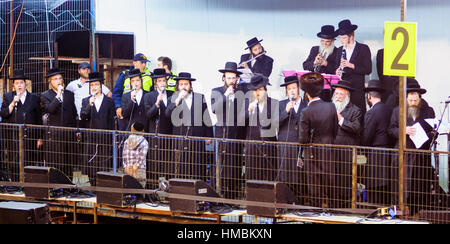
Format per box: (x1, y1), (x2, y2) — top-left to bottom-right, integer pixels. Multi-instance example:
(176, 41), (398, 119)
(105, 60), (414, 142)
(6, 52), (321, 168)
(123, 122), (149, 188)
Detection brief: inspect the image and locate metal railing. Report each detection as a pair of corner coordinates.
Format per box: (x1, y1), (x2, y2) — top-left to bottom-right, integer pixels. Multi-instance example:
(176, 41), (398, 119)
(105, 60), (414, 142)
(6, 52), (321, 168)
(0, 123), (448, 223)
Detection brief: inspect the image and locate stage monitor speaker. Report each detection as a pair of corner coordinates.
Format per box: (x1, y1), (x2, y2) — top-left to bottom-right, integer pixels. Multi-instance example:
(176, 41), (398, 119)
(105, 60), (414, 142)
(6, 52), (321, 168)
(246, 180), (296, 217)
(24, 166), (74, 199)
(169, 179), (220, 214)
(0, 201), (50, 224)
(96, 171), (144, 207)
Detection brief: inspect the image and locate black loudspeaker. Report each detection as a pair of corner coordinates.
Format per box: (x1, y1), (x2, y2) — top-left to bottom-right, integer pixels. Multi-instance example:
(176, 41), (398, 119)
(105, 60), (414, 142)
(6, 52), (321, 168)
(96, 171), (144, 207)
(169, 179), (220, 214)
(24, 166), (74, 199)
(0, 201), (50, 224)
(246, 180), (296, 217)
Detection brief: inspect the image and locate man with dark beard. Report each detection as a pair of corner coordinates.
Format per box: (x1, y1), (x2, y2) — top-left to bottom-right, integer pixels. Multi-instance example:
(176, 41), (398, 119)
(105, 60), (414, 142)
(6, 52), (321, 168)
(211, 62), (246, 198)
(239, 37), (274, 78)
(362, 80), (392, 205)
(389, 78), (436, 215)
(331, 79), (362, 208)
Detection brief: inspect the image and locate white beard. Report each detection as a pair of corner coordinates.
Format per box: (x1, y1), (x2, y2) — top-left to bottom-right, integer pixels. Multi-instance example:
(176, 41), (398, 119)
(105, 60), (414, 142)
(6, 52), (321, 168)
(332, 94), (350, 114)
(319, 44), (335, 59)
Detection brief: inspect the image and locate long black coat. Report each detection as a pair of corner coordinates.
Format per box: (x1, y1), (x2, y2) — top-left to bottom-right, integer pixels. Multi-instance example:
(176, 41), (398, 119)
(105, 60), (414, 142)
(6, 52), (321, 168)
(1, 91), (43, 125)
(241, 97), (279, 181)
(303, 46), (339, 74)
(122, 90), (149, 131)
(334, 42), (372, 115)
(144, 90), (174, 134)
(335, 102), (362, 146)
(40, 89), (77, 127)
(362, 102), (392, 147)
(239, 53), (274, 77)
(299, 99), (338, 145)
(80, 95), (115, 130)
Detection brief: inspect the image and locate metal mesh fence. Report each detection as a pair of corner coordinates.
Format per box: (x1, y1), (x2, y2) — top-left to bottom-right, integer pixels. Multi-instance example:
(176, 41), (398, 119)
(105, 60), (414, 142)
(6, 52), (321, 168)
(0, 123), (448, 223)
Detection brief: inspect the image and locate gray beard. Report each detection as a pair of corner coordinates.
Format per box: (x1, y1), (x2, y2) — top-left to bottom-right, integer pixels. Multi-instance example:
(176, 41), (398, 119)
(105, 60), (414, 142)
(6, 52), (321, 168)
(332, 94), (350, 114)
(408, 106), (420, 120)
(319, 44), (335, 59)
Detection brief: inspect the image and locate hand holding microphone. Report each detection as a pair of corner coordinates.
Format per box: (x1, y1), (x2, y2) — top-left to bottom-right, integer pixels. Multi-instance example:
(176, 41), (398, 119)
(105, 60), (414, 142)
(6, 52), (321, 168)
(156, 87), (166, 107)
(176, 90), (188, 106)
(131, 86), (137, 103)
(57, 85), (64, 100)
(286, 94), (295, 113)
(248, 100), (258, 114)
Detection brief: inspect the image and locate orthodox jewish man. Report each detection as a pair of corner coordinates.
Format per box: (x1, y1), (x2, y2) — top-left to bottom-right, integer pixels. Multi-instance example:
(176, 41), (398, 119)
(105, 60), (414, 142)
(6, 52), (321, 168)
(80, 72), (115, 184)
(330, 79), (362, 207)
(335, 19), (372, 117)
(122, 69), (149, 131)
(241, 74), (279, 182)
(165, 72), (213, 181)
(1, 70), (43, 180)
(211, 62), (246, 198)
(298, 72), (338, 208)
(239, 37), (274, 78)
(303, 25), (339, 75)
(277, 75), (308, 203)
(40, 68), (77, 175)
(389, 78), (437, 214)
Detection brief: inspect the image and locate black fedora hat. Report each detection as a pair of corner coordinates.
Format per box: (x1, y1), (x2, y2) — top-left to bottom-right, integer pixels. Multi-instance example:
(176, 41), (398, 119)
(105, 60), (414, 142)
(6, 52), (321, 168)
(126, 68), (144, 79)
(151, 68), (170, 79)
(174, 72), (196, 82)
(248, 74), (271, 90)
(331, 79), (355, 92)
(88, 72), (105, 83)
(300, 72), (324, 97)
(406, 77), (426, 94)
(364, 80), (384, 92)
(9, 69), (29, 80)
(280, 75), (299, 87)
(244, 37), (263, 50)
(317, 25), (337, 39)
(45, 67), (64, 78)
(336, 19), (358, 35)
(219, 62), (243, 76)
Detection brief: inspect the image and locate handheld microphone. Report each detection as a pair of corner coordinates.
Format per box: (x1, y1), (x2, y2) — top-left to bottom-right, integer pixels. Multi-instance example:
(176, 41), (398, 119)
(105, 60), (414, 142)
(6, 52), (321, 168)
(161, 87), (166, 93)
(289, 94), (294, 102)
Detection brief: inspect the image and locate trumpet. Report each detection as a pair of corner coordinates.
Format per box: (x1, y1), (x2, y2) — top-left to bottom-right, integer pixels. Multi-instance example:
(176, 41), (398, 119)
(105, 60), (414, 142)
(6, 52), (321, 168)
(313, 49), (328, 73)
(242, 51), (267, 64)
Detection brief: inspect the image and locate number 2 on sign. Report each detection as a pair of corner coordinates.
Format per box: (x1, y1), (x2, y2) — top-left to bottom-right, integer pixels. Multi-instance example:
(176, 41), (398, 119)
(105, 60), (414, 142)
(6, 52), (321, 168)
(391, 27), (409, 70)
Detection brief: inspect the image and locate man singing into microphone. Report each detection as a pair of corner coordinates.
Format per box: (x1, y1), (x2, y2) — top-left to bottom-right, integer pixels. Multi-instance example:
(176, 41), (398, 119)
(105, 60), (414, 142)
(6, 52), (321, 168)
(122, 69), (149, 132)
(40, 68), (77, 175)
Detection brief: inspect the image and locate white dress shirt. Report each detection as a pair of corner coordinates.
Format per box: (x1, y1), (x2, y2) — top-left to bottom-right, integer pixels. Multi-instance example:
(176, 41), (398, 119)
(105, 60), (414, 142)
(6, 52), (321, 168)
(94, 94), (104, 112)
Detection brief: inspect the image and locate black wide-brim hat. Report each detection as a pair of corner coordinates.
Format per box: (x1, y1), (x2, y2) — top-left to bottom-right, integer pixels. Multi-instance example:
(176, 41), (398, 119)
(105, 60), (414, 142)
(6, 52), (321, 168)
(317, 25), (338, 39)
(248, 74), (271, 90)
(280, 75), (299, 87)
(331, 79), (355, 92)
(151, 68), (170, 79)
(219, 62), (243, 75)
(9, 69), (29, 80)
(88, 72), (105, 83)
(45, 67), (64, 78)
(174, 72), (196, 82)
(336, 19), (358, 36)
(245, 37), (263, 50)
(127, 68), (144, 79)
(364, 80), (385, 92)
(406, 77), (427, 94)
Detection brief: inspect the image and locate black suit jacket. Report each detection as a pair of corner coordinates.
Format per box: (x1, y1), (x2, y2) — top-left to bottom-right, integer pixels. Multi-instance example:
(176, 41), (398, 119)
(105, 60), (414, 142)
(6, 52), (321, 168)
(242, 97), (279, 142)
(278, 98), (307, 143)
(376, 48), (400, 109)
(166, 92), (213, 138)
(299, 99), (338, 145)
(122, 90), (149, 131)
(239, 53), (274, 77)
(1, 91), (43, 125)
(303, 46), (339, 74)
(144, 89), (174, 134)
(40, 89), (77, 127)
(334, 42), (372, 114)
(362, 102), (392, 147)
(335, 102), (362, 146)
(80, 95), (115, 130)
(211, 86), (246, 139)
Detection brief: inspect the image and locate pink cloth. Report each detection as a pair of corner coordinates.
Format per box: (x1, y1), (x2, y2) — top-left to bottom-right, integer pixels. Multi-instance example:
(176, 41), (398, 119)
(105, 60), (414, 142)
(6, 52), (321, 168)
(282, 70), (341, 89)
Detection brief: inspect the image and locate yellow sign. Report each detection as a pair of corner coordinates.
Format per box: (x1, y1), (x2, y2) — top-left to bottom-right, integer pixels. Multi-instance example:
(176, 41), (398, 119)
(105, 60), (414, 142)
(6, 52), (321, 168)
(383, 22), (417, 77)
